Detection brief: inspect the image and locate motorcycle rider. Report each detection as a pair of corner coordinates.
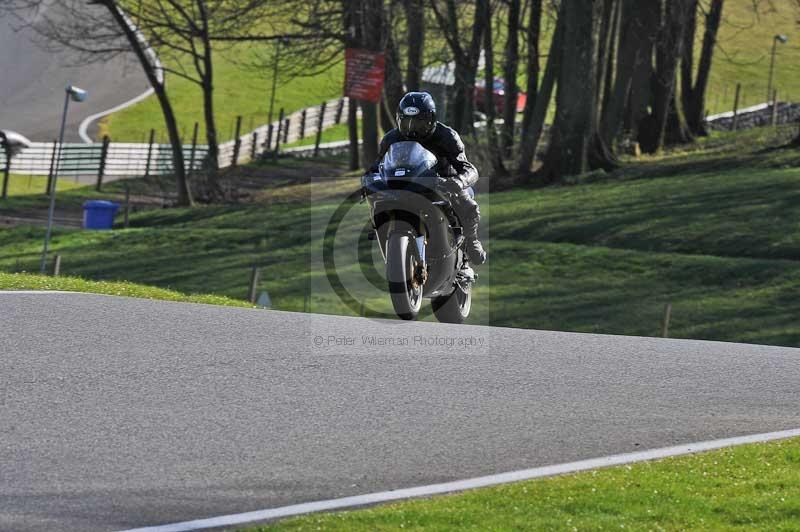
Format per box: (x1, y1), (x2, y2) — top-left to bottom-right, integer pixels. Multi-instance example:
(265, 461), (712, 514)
(366, 91), (486, 265)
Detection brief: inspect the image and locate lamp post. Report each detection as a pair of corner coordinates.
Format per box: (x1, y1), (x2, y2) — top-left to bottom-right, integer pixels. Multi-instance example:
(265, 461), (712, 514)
(40, 84), (87, 274)
(267, 37), (290, 125)
(767, 34), (788, 103)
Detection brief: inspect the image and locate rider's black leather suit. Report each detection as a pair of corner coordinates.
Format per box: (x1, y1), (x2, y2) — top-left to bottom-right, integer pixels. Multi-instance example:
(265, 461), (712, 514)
(367, 122), (481, 242)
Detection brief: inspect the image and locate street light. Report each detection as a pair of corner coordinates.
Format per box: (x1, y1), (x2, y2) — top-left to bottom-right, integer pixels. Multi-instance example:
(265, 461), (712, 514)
(767, 34), (788, 103)
(40, 84), (88, 274)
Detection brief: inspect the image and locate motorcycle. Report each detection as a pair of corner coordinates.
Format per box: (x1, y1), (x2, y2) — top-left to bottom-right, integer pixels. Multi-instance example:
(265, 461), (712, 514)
(361, 141), (476, 323)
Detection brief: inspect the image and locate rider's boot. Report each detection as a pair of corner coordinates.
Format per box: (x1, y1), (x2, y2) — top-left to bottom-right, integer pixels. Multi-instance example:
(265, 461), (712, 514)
(452, 188), (487, 265)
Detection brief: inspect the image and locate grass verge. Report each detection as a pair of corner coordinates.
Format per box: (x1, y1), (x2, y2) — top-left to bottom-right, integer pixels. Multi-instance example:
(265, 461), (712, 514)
(1, 127), (799, 345)
(1, 174), (83, 197)
(0, 271), (251, 308)
(243, 437), (800, 531)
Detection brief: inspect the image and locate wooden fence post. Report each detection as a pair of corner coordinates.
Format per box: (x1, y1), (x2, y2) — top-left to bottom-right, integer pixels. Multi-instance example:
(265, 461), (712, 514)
(144, 129), (155, 178)
(314, 101), (328, 158)
(248, 266), (260, 304)
(188, 122), (199, 178)
(283, 117), (290, 143)
(232, 115), (243, 167)
(1, 144), (10, 200)
(299, 108), (307, 139)
(661, 303), (672, 338)
(123, 184), (131, 229)
(45, 139), (57, 195)
(251, 131), (258, 160)
(273, 108), (285, 161)
(335, 98), (345, 124)
(52, 254), (61, 276)
(771, 89), (779, 127)
(266, 124), (274, 153)
(731, 83), (742, 131)
(96, 135), (110, 191)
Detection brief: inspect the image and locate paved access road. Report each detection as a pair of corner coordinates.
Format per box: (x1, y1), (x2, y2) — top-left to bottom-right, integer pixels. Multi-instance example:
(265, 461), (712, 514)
(0, 6), (149, 142)
(1, 291), (799, 531)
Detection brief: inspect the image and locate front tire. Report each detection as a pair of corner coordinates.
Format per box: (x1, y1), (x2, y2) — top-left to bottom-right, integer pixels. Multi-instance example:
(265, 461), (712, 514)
(432, 284), (471, 324)
(386, 232), (423, 320)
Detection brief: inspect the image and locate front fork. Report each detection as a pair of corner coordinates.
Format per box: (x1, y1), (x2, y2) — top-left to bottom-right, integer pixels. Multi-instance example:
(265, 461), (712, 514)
(386, 214), (428, 283)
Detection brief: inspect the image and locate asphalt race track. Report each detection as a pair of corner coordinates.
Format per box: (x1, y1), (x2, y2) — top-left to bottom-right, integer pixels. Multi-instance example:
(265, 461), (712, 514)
(0, 7), (149, 142)
(2, 291), (800, 531)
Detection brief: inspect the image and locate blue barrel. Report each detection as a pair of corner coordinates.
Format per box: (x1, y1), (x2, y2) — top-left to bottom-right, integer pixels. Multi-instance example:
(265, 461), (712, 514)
(82, 200), (120, 230)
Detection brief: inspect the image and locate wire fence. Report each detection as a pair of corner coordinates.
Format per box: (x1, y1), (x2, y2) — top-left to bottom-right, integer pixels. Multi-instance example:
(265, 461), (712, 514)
(1, 96), (353, 193)
(2, 85), (796, 195)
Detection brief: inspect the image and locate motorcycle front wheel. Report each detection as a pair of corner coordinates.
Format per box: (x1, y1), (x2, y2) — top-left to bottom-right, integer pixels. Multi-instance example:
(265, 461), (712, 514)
(386, 231), (423, 320)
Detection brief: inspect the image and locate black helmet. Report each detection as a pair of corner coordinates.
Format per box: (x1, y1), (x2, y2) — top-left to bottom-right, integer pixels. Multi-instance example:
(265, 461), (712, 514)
(397, 92), (437, 139)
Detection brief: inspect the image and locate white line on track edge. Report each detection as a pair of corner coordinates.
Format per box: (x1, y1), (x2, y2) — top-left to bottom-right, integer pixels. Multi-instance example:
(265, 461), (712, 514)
(118, 427), (800, 532)
(78, 88), (155, 144)
(78, 7), (164, 144)
(0, 290), (73, 294)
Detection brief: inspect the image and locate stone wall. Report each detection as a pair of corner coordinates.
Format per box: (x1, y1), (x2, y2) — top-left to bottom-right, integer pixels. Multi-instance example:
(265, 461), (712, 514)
(707, 102), (800, 131)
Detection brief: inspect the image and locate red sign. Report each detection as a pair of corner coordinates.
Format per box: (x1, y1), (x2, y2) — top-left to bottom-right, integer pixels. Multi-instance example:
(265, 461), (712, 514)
(344, 48), (385, 103)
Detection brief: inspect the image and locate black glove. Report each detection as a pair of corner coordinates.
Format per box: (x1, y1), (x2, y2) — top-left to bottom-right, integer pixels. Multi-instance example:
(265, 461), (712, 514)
(437, 177), (464, 195)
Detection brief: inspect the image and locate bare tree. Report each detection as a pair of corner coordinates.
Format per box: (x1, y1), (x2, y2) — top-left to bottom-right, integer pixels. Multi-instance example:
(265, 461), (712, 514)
(481, 0), (507, 175)
(381, 2), (405, 133)
(540, 0), (615, 181)
(430, 0), (487, 132)
(404, 0), (425, 90)
(129, 0), (270, 177)
(515, 5), (561, 179)
(684, 0), (724, 137)
(501, 0), (520, 156)
(600, 0), (658, 148)
(2, 0), (193, 205)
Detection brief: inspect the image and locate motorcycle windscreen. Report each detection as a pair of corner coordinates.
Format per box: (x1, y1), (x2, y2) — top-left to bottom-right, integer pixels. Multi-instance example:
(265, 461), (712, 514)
(380, 141), (438, 179)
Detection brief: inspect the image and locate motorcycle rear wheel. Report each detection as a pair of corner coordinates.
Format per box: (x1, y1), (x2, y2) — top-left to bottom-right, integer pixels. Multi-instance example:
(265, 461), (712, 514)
(432, 284), (471, 324)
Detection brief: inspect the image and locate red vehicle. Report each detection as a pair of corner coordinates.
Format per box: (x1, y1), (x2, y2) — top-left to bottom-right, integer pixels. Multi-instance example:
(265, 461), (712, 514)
(474, 78), (527, 116)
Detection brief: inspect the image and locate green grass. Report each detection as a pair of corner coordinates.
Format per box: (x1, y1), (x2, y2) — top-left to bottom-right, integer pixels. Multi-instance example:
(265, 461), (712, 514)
(284, 122), (355, 148)
(706, 0), (800, 112)
(244, 437), (800, 531)
(1, 174), (83, 196)
(1, 127), (799, 346)
(0, 271), (251, 307)
(102, 47), (343, 143)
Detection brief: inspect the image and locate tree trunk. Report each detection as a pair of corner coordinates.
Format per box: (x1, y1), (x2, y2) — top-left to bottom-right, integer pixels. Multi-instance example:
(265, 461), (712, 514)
(101, 0), (192, 206)
(201, 47), (219, 173)
(343, 0), (361, 170)
(686, 0), (723, 136)
(665, 94), (693, 145)
(680, 0), (698, 128)
(482, 0), (507, 176)
(348, 99), (360, 170)
(594, 0), (617, 123)
(196, 1), (219, 176)
(519, 0), (542, 146)
(360, 0), (383, 166)
(646, 0), (689, 153)
(515, 8), (562, 179)
(404, 0), (424, 90)
(463, 0), (486, 134)
(600, 0), (658, 146)
(541, 0), (614, 181)
(381, 23), (405, 133)
(501, 0), (521, 156)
